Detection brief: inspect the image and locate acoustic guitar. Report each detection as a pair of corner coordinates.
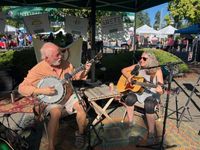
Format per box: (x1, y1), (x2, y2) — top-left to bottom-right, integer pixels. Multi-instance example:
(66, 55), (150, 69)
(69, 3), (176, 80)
(116, 73), (157, 93)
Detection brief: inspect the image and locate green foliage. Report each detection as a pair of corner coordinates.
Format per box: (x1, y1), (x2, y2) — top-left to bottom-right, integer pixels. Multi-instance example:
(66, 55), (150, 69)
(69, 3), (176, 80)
(142, 48), (189, 72)
(153, 11), (161, 30)
(0, 50), (15, 69)
(0, 48), (37, 83)
(135, 11), (151, 27)
(169, 0), (200, 24)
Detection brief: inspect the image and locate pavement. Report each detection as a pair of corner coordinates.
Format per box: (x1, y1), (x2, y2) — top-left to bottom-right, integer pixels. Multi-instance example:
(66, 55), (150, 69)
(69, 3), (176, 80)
(0, 67), (200, 150)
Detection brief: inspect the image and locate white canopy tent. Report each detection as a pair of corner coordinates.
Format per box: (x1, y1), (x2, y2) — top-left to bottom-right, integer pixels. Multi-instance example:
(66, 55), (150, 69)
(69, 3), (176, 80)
(158, 25), (177, 37)
(4, 25), (18, 33)
(136, 24), (158, 35)
(54, 28), (66, 35)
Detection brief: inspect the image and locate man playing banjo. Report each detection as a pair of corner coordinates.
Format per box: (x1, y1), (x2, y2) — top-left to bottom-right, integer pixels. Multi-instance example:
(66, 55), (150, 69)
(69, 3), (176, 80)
(18, 42), (91, 150)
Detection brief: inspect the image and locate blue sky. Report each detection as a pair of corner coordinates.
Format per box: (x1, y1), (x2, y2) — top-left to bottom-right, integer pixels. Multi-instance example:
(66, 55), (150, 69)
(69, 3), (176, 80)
(144, 3), (169, 27)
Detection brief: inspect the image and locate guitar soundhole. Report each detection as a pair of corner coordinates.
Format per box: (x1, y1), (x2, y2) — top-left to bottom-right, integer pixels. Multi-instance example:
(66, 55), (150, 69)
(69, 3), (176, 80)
(131, 79), (137, 85)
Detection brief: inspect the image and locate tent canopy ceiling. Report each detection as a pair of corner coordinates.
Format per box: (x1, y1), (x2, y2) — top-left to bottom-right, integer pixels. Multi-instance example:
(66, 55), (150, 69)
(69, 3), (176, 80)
(1, 0), (170, 12)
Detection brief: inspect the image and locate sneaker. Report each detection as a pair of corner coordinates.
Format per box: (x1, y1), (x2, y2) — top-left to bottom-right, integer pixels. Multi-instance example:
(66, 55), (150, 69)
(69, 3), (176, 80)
(75, 131), (85, 149)
(147, 133), (155, 145)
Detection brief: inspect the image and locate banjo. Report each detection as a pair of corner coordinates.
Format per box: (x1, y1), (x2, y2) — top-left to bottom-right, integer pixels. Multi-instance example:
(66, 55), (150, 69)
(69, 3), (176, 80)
(37, 52), (102, 104)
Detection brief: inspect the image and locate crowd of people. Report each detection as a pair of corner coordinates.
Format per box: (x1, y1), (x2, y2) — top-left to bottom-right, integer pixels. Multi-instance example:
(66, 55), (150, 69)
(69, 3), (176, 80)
(0, 31), (33, 49)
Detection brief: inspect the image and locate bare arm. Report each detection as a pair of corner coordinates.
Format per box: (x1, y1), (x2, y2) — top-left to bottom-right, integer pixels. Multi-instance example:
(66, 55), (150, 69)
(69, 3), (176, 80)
(155, 68), (164, 95)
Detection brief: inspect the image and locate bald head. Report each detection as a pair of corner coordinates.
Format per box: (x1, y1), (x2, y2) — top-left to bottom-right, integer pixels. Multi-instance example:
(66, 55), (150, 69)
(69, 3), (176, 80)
(40, 42), (59, 59)
(40, 42), (62, 66)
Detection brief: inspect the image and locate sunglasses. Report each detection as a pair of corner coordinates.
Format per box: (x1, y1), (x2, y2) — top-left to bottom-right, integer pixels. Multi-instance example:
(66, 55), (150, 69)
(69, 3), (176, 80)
(140, 57), (148, 61)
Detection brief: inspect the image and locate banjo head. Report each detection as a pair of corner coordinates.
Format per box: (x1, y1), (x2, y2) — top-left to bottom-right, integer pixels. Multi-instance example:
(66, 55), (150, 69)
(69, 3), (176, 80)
(37, 76), (66, 104)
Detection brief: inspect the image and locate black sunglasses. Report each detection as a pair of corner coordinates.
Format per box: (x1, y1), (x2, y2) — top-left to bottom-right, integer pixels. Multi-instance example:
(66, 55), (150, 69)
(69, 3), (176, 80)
(140, 57), (148, 61)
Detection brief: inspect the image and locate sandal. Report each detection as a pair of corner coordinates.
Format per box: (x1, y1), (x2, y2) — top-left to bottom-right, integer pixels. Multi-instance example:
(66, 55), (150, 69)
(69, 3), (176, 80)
(75, 131), (85, 149)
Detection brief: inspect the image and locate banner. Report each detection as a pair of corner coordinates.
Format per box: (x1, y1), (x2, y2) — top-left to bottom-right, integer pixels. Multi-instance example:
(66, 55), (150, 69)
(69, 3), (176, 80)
(101, 15), (123, 34)
(33, 38), (83, 68)
(0, 12), (6, 33)
(65, 16), (88, 37)
(23, 13), (51, 34)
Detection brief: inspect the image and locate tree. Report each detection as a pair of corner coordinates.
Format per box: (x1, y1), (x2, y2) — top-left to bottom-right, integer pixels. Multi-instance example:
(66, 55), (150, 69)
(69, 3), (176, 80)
(169, 0), (200, 24)
(135, 11), (150, 28)
(153, 11), (161, 30)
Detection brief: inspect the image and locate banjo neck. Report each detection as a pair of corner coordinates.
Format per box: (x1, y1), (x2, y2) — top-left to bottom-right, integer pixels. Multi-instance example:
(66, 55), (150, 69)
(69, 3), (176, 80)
(63, 52), (102, 82)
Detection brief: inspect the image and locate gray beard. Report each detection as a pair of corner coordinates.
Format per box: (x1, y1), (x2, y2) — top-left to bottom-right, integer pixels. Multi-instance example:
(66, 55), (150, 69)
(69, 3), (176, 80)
(51, 60), (61, 66)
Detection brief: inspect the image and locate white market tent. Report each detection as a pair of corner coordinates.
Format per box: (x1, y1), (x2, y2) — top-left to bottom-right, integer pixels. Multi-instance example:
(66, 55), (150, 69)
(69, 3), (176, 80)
(136, 24), (158, 35)
(4, 25), (18, 33)
(54, 28), (66, 35)
(158, 25), (177, 35)
(39, 28), (66, 35)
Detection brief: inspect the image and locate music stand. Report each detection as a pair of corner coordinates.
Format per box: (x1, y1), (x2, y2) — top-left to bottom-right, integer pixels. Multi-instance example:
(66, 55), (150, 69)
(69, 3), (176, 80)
(136, 62), (181, 149)
(66, 78), (102, 150)
(177, 75), (200, 128)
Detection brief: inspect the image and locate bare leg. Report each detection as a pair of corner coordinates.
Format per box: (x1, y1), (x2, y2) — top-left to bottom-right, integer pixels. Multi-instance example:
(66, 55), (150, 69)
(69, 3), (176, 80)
(146, 113), (156, 134)
(126, 105), (134, 123)
(48, 108), (61, 150)
(73, 102), (87, 134)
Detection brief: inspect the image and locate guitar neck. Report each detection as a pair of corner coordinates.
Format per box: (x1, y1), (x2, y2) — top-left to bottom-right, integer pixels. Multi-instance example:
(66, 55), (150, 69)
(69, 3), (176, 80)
(134, 81), (157, 88)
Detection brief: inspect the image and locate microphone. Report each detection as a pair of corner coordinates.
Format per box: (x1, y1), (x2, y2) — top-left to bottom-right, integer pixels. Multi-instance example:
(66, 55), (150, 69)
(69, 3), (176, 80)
(64, 73), (72, 80)
(131, 64), (140, 76)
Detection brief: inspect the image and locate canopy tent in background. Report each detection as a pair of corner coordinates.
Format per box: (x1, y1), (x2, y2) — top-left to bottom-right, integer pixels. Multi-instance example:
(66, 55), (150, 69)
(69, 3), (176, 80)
(4, 25), (18, 33)
(158, 25), (177, 35)
(54, 28), (66, 35)
(136, 24), (158, 35)
(39, 28), (65, 35)
(175, 24), (200, 34)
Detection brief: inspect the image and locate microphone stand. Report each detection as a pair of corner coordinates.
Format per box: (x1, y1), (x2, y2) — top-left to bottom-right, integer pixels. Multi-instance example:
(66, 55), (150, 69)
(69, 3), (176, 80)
(158, 62), (177, 149)
(66, 77), (102, 150)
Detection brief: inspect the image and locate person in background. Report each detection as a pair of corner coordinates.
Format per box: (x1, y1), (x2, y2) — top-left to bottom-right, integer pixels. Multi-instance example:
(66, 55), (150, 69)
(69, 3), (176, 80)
(118, 51), (164, 144)
(18, 42), (91, 150)
(165, 35), (174, 52)
(47, 32), (55, 43)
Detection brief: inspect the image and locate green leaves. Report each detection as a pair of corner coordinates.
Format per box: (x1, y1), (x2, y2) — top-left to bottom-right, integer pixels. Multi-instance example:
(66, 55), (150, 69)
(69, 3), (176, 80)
(169, 0), (200, 24)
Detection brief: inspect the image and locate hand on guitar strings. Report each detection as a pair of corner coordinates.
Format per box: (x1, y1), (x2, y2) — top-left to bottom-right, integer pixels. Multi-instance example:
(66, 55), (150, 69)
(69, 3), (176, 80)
(128, 75), (134, 83)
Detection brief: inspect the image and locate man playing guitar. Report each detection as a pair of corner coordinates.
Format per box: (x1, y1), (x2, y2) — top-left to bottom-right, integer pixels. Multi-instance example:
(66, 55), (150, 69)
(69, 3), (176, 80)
(18, 42), (91, 150)
(117, 51), (164, 144)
